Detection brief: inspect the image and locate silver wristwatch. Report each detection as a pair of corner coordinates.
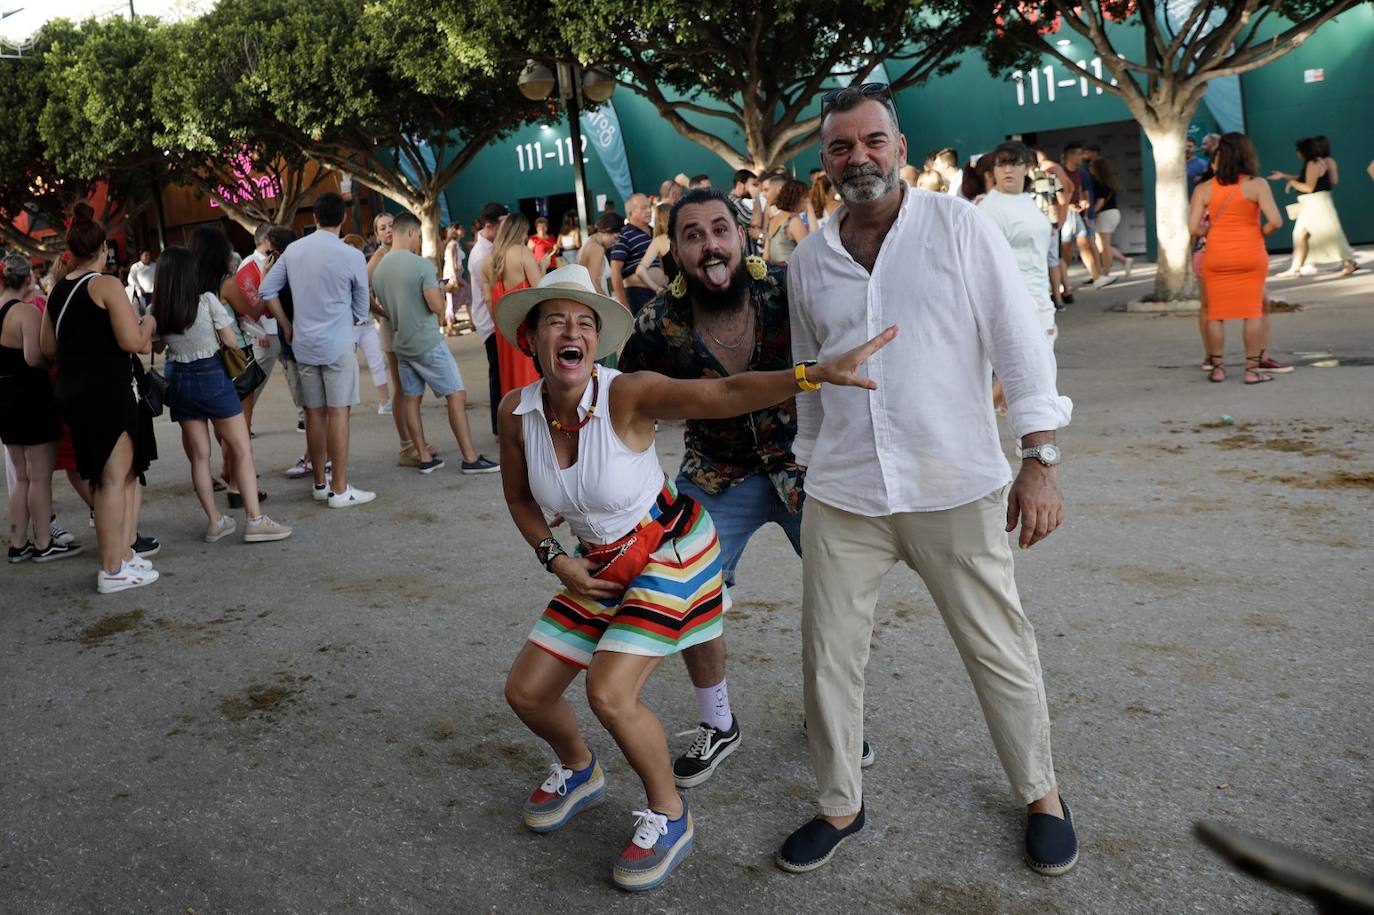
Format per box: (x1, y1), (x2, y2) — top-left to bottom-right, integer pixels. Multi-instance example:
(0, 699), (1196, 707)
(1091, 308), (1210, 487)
(1020, 443), (1062, 466)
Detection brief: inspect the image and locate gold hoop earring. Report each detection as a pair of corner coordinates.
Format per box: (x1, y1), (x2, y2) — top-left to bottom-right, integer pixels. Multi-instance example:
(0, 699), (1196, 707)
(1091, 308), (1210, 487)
(668, 273), (687, 298)
(745, 255), (768, 281)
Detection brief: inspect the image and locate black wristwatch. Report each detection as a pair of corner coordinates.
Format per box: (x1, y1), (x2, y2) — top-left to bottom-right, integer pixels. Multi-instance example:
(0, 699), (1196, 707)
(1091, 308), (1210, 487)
(536, 537), (567, 572)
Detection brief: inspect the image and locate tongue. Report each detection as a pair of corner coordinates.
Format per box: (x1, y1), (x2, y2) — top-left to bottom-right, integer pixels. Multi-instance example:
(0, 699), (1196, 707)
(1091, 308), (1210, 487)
(704, 262), (730, 286)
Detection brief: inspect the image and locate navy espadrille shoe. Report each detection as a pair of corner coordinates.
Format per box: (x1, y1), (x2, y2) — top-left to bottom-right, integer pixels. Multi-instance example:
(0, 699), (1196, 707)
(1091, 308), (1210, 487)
(776, 804), (865, 873)
(1025, 798), (1078, 876)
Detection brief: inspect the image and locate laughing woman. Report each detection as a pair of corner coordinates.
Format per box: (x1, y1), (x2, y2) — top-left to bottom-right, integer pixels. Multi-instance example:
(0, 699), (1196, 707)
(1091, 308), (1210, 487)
(495, 264), (893, 892)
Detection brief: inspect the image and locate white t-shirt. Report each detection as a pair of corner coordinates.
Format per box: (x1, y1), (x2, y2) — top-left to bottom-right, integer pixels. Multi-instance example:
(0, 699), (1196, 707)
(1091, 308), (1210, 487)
(976, 190), (1053, 313)
(128, 260), (156, 295)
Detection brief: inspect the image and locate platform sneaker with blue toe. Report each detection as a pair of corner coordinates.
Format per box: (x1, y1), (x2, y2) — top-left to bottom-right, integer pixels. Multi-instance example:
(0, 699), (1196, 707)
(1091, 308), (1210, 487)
(612, 795), (693, 891)
(522, 755), (605, 833)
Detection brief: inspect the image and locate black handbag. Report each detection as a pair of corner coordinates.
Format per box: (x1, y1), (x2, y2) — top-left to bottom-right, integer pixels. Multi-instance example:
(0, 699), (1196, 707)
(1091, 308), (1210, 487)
(131, 354), (168, 417)
(221, 344), (265, 400)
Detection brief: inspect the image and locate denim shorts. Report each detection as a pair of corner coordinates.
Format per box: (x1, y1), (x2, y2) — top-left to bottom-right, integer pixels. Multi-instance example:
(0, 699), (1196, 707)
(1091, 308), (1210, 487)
(167, 355), (243, 423)
(676, 473), (802, 587)
(397, 341), (464, 398)
(1059, 210), (1094, 242)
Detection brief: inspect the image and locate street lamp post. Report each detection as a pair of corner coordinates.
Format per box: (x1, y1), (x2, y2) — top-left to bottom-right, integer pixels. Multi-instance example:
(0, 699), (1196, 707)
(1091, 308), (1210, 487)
(518, 60), (616, 236)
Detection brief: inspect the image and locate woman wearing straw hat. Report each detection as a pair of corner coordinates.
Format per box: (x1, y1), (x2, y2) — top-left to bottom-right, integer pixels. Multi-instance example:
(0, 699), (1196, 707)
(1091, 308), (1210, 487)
(494, 263), (894, 891)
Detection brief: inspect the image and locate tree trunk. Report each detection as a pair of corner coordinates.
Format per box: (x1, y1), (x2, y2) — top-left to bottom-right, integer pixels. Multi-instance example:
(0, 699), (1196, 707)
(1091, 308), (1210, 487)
(419, 196), (443, 268)
(1143, 117), (1192, 301)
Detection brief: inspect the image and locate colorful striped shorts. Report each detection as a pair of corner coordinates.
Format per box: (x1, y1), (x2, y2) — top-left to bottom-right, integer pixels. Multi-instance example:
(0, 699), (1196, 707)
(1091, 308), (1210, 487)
(529, 482), (729, 669)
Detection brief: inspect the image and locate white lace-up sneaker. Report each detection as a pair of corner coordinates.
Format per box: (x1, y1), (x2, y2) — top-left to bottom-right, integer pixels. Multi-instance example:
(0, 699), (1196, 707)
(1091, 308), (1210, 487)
(328, 485), (376, 509)
(97, 561), (159, 594)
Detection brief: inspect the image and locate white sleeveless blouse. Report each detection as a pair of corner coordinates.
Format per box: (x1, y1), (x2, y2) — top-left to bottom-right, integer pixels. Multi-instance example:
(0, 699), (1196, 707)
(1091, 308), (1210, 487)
(514, 367), (665, 545)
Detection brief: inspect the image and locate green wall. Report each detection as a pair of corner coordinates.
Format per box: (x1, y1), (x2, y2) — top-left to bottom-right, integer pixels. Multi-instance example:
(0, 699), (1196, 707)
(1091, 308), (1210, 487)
(435, 10), (1374, 255)
(1240, 4), (1374, 252)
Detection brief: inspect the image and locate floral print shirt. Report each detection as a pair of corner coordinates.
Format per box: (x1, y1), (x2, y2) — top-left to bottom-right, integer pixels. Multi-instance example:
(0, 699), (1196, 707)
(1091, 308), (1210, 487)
(618, 267), (803, 513)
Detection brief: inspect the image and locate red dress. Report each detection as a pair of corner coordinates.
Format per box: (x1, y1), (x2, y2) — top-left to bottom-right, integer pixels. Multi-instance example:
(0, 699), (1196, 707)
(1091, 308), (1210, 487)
(492, 278), (542, 396)
(1200, 179), (1267, 321)
(528, 234), (560, 269)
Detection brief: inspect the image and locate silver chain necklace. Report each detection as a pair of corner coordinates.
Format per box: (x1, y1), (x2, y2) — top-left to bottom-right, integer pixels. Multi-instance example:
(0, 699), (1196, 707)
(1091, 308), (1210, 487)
(702, 309), (753, 350)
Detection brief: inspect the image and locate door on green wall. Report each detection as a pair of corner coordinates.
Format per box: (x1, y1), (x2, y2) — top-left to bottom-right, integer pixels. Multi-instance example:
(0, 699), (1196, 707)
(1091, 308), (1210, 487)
(1023, 120), (1147, 256)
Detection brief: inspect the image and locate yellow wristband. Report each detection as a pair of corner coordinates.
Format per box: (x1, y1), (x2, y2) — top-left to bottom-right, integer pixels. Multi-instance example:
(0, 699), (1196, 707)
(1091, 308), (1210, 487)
(794, 361), (821, 392)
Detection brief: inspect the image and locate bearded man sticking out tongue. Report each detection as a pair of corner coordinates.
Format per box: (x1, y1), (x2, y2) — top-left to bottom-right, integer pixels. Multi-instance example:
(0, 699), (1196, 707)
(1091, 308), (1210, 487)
(617, 187), (878, 791)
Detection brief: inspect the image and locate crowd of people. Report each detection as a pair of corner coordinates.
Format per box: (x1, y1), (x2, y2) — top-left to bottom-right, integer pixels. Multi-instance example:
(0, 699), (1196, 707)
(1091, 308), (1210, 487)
(5, 76), (1370, 895)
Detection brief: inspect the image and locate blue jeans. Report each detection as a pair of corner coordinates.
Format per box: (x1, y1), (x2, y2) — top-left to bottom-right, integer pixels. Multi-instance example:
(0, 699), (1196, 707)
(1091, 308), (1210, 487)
(676, 472), (802, 587)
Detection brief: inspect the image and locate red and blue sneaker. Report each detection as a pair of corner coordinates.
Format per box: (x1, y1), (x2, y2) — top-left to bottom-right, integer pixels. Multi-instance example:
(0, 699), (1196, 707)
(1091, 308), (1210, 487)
(521, 755), (605, 833)
(612, 795), (694, 891)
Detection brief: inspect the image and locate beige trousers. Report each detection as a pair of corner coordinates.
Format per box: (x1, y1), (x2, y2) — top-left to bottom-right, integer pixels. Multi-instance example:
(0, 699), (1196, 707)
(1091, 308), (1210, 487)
(801, 486), (1057, 816)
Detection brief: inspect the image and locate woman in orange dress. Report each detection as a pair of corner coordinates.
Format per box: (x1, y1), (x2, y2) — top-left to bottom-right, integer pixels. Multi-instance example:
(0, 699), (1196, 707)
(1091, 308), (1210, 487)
(482, 213), (544, 396)
(1188, 132), (1283, 385)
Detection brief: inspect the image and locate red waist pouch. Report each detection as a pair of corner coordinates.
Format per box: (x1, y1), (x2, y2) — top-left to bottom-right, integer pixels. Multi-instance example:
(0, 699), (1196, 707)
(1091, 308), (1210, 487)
(582, 493), (695, 589)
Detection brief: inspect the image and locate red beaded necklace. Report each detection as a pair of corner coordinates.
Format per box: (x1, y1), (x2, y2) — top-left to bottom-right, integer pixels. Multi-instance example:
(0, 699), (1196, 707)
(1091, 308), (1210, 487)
(547, 366), (599, 435)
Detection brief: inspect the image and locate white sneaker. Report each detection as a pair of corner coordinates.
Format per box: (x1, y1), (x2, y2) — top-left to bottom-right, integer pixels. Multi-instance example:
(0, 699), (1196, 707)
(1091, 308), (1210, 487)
(98, 561), (160, 594)
(243, 515), (293, 543)
(328, 485), (376, 509)
(378, 401), (393, 415)
(312, 483), (331, 502)
(285, 457), (313, 479)
(1124, 257), (1134, 277)
(1297, 264), (1318, 276)
(1091, 274), (1118, 288)
(50, 516), (76, 547)
(126, 551), (153, 572)
(205, 515), (236, 543)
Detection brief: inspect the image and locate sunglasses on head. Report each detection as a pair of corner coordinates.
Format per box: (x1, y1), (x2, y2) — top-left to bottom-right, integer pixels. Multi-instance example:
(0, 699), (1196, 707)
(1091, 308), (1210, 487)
(821, 82), (897, 121)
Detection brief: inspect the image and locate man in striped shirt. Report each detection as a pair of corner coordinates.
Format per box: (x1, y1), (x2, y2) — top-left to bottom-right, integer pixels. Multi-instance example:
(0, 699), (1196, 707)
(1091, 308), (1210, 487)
(609, 193), (655, 315)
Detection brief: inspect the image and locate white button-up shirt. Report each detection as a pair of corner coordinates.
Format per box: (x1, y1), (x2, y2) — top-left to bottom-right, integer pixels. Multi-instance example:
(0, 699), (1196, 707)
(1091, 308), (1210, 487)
(788, 188), (1072, 517)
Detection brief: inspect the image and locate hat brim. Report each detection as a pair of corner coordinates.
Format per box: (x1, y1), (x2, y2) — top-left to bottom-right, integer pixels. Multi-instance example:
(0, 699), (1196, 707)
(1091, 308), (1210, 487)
(495, 284), (634, 362)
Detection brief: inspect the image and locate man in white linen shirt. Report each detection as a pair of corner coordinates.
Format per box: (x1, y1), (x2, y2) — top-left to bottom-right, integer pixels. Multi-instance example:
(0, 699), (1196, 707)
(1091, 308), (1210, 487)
(776, 85), (1079, 878)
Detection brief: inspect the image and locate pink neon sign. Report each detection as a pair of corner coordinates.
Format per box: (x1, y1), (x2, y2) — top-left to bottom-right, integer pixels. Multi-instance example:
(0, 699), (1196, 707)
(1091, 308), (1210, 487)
(209, 151), (282, 208)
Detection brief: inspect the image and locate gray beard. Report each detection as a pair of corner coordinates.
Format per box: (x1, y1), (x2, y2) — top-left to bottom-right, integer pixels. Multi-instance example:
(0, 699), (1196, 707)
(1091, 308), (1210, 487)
(838, 165), (900, 204)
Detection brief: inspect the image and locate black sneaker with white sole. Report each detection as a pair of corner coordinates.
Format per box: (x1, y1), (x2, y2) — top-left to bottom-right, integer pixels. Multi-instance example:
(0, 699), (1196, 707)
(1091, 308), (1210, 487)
(132, 534), (160, 558)
(34, 541), (83, 562)
(673, 717), (742, 788)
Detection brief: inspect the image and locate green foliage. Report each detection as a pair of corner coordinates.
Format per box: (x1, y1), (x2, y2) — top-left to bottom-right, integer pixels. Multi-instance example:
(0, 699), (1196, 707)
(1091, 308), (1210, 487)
(438, 0), (983, 170)
(39, 14), (166, 177)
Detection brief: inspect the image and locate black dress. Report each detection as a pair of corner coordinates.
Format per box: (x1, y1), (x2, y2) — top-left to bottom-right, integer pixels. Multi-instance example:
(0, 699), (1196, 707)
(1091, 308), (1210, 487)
(49, 272), (156, 486)
(0, 299), (61, 446)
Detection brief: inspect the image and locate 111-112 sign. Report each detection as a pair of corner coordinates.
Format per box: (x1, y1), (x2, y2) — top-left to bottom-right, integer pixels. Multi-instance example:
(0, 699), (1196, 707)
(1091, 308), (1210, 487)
(516, 135), (590, 172)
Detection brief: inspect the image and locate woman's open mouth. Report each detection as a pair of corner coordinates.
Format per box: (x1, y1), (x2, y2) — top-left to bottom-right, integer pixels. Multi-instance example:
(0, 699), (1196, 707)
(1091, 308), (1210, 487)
(556, 346), (585, 369)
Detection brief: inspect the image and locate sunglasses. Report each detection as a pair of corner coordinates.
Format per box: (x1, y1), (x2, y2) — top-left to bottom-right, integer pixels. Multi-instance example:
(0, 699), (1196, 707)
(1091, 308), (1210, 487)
(820, 82), (899, 127)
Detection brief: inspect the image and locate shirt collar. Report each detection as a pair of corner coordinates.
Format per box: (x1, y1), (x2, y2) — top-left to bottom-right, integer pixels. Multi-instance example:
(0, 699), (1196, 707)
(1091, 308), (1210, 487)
(511, 372), (600, 419)
(823, 184), (912, 263)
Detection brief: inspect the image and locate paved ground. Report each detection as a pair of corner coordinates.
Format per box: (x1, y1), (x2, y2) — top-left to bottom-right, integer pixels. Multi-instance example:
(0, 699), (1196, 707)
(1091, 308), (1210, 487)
(3, 252), (1372, 914)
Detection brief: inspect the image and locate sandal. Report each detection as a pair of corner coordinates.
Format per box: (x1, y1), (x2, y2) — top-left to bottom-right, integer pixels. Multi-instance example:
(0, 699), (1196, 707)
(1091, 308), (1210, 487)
(1244, 355), (1273, 385)
(1207, 355), (1226, 383)
(1340, 260), (1359, 277)
(212, 477), (228, 492)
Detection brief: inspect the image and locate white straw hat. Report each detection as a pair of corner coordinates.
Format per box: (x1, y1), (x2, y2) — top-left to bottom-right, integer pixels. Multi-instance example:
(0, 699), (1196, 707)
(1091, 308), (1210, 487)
(494, 264), (634, 362)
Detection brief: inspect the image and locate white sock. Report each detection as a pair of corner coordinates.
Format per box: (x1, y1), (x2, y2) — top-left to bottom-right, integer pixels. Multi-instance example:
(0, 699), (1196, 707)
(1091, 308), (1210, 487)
(694, 679), (733, 732)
